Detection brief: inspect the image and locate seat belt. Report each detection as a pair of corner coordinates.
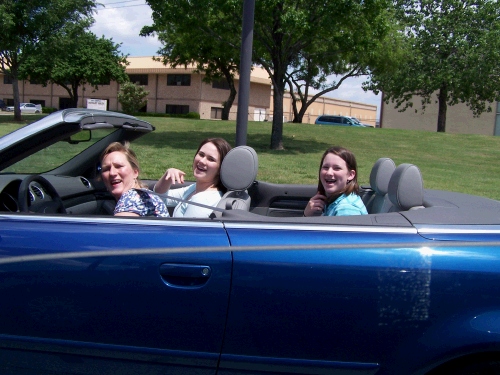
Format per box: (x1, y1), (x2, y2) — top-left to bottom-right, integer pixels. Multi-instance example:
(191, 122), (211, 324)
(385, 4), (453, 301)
(138, 188), (225, 215)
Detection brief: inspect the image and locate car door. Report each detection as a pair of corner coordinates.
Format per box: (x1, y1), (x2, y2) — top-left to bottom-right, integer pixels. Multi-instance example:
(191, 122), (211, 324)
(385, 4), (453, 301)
(0, 214), (232, 375)
(219, 218), (436, 375)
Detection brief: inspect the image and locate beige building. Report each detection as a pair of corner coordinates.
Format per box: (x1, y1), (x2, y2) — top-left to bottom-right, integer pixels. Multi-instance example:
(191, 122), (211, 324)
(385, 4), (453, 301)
(276, 92), (377, 126)
(380, 94), (500, 136)
(0, 57), (272, 121)
(1, 56), (378, 123)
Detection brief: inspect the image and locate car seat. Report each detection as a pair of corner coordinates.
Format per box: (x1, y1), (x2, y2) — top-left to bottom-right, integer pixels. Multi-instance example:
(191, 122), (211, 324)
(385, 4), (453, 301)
(387, 163), (425, 211)
(212, 146), (258, 217)
(365, 158), (396, 214)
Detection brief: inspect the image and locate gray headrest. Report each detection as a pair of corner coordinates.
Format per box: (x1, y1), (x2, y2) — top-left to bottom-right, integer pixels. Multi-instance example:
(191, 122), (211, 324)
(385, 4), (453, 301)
(220, 146), (258, 191)
(370, 158), (396, 194)
(388, 163), (424, 210)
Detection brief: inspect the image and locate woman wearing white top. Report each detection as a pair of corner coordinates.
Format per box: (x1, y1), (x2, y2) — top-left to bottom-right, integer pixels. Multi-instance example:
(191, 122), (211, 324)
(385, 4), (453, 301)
(153, 138), (232, 217)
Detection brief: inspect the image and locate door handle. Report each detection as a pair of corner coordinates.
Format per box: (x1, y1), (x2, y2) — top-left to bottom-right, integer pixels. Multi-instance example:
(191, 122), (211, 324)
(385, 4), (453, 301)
(159, 263), (212, 288)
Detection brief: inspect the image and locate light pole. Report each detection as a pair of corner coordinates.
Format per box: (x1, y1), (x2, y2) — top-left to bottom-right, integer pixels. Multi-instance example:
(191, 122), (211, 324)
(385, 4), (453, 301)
(235, 0), (255, 146)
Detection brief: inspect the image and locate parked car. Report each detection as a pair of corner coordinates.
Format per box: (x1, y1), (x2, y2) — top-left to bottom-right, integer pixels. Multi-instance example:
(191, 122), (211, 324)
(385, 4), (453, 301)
(347, 116), (375, 127)
(0, 109), (500, 375)
(5, 102), (42, 113)
(315, 114), (368, 126)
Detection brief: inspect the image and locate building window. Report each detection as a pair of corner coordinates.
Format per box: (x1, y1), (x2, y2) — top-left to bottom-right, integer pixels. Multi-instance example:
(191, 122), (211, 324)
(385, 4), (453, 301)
(59, 97), (73, 110)
(128, 74), (148, 86)
(166, 104), (189, 115)
(3, 75), (13, 85)
(211, 107), (223, 119)
(167, 74), (191, 86)
(212, 79), (230, 90)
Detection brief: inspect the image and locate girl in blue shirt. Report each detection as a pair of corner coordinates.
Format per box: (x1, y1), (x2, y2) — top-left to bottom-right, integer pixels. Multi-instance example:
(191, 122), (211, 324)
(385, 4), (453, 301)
(304, 146), (367, 217)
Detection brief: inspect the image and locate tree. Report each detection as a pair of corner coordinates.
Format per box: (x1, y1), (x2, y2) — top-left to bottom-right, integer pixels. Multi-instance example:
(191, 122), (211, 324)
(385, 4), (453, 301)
(118, 82), (149, 114)
(0, 0), (96, 120)
(21, 24), (129, 108)
(285, 14), (401, 124)
(367, 0), (500, 132)
(142, 0), (392, 149)
(142, 0), (241, 120)
(251, 0), (393, 149)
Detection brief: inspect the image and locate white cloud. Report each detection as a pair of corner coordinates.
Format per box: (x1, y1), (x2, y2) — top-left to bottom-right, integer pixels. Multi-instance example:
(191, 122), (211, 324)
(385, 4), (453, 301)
(90, 2), (380, 117)
(90, 1), (161, 56)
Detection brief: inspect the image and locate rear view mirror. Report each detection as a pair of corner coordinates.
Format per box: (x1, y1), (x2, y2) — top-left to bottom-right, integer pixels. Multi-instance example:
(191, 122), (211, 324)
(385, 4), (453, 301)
(68, 130), (91, 144)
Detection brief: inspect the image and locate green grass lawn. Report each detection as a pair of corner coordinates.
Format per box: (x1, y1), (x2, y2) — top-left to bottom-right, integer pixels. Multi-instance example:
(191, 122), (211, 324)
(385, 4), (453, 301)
(2, 114), (500, 201)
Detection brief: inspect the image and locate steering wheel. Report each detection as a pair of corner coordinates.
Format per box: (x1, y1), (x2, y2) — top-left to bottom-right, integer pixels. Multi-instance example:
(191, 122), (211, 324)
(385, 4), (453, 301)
(18, 175), (67, 214)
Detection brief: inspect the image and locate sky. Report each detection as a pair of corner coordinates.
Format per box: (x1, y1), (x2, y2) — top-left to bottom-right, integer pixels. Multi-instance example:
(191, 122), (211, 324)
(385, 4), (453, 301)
(90, 0), (382, 118)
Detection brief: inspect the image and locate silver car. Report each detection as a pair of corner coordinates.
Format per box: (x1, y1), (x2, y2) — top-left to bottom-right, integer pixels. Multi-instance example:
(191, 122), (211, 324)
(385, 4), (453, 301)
(6, 102), (42, 113)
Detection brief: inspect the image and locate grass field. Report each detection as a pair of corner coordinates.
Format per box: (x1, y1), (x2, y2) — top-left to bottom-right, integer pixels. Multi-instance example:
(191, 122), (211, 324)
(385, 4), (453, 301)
(1, 114), (500, 201)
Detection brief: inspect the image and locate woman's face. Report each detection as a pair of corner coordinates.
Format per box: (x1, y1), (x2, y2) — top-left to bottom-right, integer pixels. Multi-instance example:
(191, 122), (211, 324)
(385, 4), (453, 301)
(193, 142), (221, 187)
(320, 152), (355, 197)
(101, 151), (139, 200)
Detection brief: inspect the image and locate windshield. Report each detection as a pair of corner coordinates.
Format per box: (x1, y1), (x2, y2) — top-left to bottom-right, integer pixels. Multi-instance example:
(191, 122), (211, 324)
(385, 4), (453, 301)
(3, 129), (117, 174)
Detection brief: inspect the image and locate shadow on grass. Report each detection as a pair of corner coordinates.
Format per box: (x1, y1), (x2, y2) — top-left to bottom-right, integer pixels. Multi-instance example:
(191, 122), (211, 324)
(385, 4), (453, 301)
(136, 131), (332, 155)
(0, 114), (45, 125)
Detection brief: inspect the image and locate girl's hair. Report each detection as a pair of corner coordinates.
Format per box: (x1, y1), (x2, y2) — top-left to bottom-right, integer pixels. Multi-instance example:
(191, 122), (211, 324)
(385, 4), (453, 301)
(317, 146), (360, 201)
(194, 138), (232, 192)
(100, 141), (147, 188)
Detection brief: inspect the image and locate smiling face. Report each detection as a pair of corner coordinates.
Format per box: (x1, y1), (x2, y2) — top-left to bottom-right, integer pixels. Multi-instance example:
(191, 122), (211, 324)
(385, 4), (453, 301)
(319, 152), (356, 198)
(192, 142), (221, 188)
(101, 151), (139, 200)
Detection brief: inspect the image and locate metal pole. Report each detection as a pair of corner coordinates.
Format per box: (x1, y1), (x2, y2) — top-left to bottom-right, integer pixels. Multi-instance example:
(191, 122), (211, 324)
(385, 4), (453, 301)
(235, 0), (255, 146)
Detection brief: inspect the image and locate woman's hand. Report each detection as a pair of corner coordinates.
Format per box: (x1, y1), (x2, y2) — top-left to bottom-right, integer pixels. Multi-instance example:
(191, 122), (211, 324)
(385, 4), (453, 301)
(163, 168), (186, 185)
(154, 168), (186, 194)
(303, 192), (327, 217)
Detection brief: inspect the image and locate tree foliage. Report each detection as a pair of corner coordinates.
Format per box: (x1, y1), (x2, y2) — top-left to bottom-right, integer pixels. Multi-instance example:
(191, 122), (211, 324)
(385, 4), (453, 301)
(0, 0), (96, 120)
(367, 0), (500, 132)
(142, 0), (241, 121)
(118, 82), (149, 114)
(251, 0), (395, 148)
(20, 23), (129, 108)
(285, 5), (402, 124)
(143, 0), (394, 149)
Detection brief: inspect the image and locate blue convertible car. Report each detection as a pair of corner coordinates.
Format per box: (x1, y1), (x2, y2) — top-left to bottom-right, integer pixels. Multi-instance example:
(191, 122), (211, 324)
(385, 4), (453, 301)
(0, 109), (499, 375)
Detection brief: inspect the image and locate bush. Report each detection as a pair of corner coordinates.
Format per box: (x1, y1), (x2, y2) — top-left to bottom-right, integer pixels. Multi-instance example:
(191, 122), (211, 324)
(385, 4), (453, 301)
(130, 111), (200, 119)
(118, 82), (149, 114)
(42, 107), (58, 114)
(185, 112), (200, 119)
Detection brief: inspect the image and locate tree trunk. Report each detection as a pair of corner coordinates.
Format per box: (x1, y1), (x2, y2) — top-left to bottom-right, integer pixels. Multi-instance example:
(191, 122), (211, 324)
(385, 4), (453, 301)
(222, 84), (237, 120)
(71, 82), (79, 108)
(11, 76), (22, 121)
(437, 85), (447, 132)
(271, 84), (284, 150)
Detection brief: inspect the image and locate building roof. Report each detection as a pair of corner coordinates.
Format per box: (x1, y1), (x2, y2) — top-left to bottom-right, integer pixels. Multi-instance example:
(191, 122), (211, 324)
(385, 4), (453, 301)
(125, 56), (271, 85)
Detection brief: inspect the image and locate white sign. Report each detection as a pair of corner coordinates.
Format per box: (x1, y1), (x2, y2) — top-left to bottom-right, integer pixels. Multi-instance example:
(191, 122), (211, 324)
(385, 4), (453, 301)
(86, 99), (107, 111)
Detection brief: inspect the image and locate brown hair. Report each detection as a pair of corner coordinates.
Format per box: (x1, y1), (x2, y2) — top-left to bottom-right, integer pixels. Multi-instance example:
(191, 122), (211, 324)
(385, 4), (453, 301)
(100, 141), (147, 188)
(193, 138), (232, 192)
(317, 146), (360, 202)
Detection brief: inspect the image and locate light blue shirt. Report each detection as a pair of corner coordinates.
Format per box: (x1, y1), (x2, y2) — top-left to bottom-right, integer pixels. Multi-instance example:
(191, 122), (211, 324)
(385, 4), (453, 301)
(324, 193), (368, 217)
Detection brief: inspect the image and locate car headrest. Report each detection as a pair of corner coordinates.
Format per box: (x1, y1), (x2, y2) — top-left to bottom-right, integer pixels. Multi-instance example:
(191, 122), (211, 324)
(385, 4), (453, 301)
(220, 146), (258, 191)
(388, 163), (424, 211)
(370, 158), (396, 195)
